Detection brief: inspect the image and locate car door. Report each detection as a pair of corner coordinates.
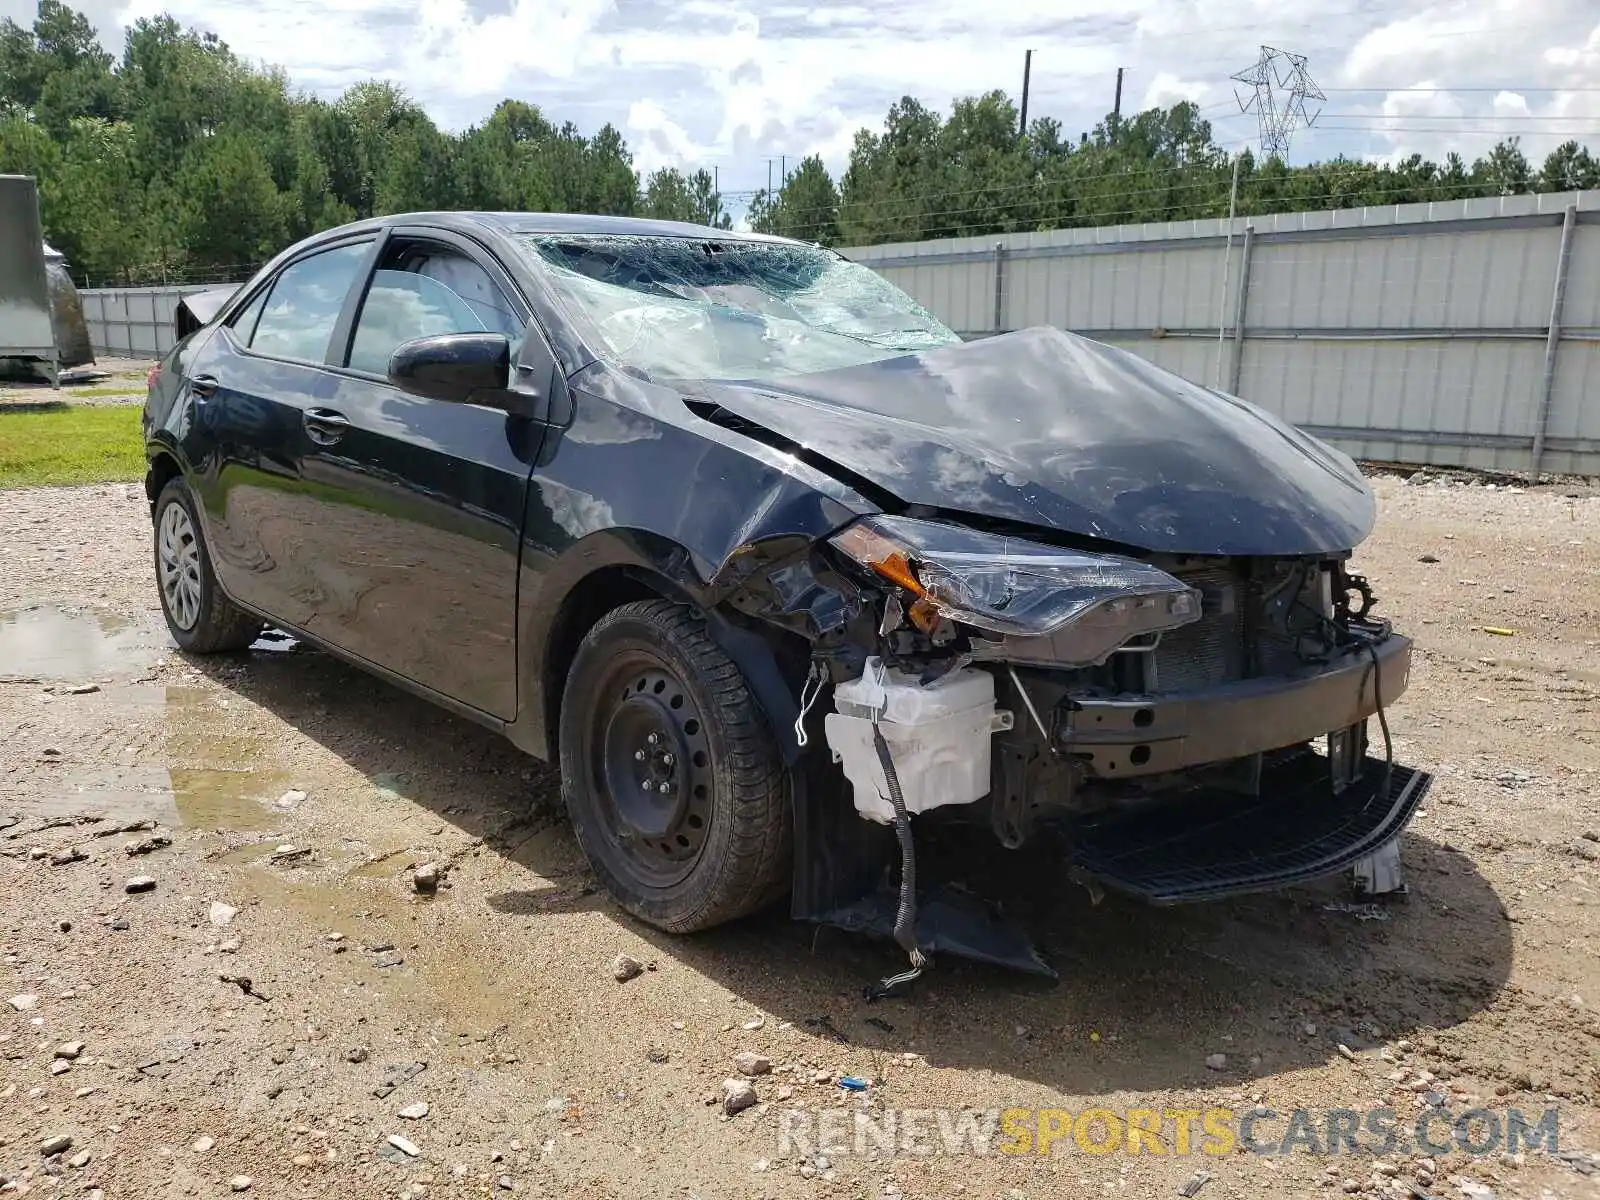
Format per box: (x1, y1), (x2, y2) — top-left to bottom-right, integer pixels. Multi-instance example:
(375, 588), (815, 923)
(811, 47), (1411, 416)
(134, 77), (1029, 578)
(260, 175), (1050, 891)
(184, 237), (379, 625)
(291, 229), (547, 719)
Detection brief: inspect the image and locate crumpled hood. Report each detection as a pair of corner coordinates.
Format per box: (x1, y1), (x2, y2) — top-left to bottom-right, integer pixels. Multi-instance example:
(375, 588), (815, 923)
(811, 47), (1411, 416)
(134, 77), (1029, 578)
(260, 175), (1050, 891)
(694, 326), (1375, 556)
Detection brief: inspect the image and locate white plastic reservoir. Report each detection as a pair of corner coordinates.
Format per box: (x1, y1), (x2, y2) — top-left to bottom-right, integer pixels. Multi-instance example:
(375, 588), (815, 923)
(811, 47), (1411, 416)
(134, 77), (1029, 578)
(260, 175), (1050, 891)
(823, 657), (1013, 824)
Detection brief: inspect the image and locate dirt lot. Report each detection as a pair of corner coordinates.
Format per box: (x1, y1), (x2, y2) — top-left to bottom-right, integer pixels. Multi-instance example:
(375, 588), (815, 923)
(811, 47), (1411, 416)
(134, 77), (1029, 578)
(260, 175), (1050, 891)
(1, 475), (1598, 1200)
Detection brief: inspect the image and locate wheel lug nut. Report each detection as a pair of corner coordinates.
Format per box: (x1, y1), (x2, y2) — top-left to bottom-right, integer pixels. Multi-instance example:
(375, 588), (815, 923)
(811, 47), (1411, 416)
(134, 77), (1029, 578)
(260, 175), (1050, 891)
(647, 733), (660, 746)
(640, 780), (654, 792)
(659, 782), (673, 795)
(634, 750), (645, 762)
(661, 753), (674, 766)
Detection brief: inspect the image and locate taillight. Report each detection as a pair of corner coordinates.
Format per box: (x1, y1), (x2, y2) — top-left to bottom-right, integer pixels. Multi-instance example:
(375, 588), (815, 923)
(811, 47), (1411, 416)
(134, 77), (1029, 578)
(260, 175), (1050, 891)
(146, 363), (161, 391)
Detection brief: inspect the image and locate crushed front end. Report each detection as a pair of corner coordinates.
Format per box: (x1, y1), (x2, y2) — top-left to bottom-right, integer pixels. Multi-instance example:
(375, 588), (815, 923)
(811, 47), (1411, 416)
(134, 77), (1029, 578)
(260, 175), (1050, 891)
(792, 516), (1432, 985)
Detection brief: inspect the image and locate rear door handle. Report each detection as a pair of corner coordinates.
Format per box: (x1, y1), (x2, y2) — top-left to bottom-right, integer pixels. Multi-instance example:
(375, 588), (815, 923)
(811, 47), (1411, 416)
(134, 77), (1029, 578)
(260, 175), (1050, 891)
(191, 374), (219, 399)
(303, 408), (350, 446)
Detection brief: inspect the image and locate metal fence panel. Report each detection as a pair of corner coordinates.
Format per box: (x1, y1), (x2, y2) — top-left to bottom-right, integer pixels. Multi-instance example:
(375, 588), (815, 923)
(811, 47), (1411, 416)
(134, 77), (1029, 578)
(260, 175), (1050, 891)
(1563, 224), (1600, 330)
(79, 283), (229, 358)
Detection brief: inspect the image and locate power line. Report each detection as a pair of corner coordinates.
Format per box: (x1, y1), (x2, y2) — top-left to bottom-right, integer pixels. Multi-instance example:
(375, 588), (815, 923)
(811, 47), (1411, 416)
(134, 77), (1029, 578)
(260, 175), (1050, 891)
(1112, 12), (1581, 47)
(1315, 113), (1600, 122)
(767, 174), (1576, 243)
(1321, 86), (1600, 93)
(1311, 122), (1600, 134)
(739, 122), (1594, 229)
(720, 157), (1222, 206)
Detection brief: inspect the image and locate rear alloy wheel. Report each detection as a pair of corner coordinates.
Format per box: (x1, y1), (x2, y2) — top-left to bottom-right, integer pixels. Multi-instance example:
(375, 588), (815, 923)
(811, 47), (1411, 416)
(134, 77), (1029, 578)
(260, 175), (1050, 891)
(559, 600), (791, 933)
(153, 477), (263, 653)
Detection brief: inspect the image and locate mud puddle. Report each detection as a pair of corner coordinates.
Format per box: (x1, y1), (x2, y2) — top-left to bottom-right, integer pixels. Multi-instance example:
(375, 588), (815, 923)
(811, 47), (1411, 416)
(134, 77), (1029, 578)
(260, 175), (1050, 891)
(238, 862), (567, 1047)
(0, 603), (168, 682)
(38, 762), (300, 831)
(171, 767), (299, 831)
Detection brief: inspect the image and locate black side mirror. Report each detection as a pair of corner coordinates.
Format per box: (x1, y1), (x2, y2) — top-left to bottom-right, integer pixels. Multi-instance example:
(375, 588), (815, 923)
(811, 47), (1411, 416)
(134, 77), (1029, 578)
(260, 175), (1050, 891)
(389, 332), (511, 406)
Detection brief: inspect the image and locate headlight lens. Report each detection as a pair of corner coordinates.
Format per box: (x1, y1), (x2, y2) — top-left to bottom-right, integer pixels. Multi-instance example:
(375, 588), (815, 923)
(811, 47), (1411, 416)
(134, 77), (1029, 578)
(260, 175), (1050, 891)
(829, 515), (1200, 660)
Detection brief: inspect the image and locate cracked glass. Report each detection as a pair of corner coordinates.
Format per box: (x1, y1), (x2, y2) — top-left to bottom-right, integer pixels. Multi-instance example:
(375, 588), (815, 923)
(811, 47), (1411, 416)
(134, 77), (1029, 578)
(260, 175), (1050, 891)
(518, 234), (960, 383)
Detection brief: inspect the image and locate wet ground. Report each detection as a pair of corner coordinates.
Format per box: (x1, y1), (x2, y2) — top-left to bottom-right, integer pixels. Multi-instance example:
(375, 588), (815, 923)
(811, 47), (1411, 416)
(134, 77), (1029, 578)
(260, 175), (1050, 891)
(1, 475), (1599, 1200)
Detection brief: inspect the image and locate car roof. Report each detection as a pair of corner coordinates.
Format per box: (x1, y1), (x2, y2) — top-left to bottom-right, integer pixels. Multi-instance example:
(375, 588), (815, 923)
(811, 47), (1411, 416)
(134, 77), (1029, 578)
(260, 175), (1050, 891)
(329, 211), (811, 246)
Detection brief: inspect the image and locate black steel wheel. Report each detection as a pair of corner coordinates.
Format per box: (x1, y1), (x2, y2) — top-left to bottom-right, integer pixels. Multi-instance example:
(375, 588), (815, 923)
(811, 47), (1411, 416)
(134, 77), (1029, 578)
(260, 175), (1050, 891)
(559, 600), (791, 933)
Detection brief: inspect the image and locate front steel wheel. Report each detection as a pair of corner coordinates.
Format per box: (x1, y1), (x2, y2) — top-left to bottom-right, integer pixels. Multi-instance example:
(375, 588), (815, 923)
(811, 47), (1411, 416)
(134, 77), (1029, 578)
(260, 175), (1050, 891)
(152, 477), (263, 654)
(559, 600), (791, 933)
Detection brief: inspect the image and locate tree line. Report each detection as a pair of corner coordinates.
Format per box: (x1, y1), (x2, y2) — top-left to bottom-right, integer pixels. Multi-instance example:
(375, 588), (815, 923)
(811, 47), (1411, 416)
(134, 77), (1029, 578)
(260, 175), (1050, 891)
(2, 0), (1595, 285)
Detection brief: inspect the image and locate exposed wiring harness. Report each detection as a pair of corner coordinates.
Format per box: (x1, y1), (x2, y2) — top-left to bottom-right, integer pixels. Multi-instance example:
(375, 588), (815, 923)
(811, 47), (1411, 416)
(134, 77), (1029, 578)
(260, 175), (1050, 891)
(865, 723), (928, 1001)
(1347, 617), (1396, 802)
(1283, 566), (1395, 798)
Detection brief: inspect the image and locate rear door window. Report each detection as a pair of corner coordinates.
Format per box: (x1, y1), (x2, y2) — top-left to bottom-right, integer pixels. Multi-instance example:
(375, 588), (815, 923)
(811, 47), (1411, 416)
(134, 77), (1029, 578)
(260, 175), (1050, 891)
(247, 242), (371, 363)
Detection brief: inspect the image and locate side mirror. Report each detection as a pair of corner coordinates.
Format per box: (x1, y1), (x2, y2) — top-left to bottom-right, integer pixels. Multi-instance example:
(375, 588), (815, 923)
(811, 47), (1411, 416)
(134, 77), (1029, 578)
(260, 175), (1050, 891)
(388, 332), (511, 406)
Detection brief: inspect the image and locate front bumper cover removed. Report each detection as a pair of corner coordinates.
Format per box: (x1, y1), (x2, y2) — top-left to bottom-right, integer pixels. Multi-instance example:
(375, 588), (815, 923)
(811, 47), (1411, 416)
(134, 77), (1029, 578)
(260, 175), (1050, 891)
(815, 750), (1431, 979)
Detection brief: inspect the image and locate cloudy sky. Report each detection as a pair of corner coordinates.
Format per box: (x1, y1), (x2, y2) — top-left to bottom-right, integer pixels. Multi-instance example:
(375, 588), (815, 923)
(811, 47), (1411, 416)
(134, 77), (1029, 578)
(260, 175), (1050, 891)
(6, 0), (1598, 210)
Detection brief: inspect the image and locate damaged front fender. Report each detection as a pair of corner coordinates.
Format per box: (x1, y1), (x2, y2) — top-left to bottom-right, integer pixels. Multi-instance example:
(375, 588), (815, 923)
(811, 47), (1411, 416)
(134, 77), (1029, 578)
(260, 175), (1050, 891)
(509, 363), (879, 763)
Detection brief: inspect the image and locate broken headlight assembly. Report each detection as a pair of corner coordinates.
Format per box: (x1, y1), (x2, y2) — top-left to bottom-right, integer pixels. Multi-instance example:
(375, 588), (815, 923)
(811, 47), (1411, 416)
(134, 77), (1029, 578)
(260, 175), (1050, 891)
(829, 515), (1203, 665)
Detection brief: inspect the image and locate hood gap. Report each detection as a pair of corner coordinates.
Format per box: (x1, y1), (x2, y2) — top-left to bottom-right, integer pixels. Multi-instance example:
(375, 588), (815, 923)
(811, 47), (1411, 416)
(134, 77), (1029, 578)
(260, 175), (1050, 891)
(684, 397), (906, 513)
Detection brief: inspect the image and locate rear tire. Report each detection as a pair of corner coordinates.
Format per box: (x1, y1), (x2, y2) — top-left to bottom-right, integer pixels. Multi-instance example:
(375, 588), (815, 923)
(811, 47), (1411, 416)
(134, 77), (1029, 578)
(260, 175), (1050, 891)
(153, 477), (262, 654)
(559, 600), (791, 933)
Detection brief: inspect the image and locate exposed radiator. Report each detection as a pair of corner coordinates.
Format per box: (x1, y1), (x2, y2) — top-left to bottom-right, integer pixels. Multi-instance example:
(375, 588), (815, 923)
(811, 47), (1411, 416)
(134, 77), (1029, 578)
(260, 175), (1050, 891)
(1151, 563), (1323, 693)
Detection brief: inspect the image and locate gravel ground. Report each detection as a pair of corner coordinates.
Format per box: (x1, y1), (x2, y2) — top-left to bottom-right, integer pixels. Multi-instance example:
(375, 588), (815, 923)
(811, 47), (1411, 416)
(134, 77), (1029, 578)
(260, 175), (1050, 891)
(1, 474), (1598, 1200)
(0, 359), (155, 408)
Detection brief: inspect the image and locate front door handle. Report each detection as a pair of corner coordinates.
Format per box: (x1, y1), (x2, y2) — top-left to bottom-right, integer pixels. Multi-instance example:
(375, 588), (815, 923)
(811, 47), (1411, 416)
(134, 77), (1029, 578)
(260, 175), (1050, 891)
(303, 408), (350, 446)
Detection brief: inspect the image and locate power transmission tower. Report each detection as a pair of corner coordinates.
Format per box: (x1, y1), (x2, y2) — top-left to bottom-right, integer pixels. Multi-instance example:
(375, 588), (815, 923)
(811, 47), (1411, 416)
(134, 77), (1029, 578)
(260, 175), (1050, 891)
(1230, 46), (1325, 157)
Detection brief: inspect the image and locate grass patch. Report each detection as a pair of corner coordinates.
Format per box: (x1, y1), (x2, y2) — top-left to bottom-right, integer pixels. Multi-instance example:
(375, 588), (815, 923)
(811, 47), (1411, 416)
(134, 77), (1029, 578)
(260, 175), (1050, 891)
(0, 404), (145, 487)
(68, 385), (146, 399)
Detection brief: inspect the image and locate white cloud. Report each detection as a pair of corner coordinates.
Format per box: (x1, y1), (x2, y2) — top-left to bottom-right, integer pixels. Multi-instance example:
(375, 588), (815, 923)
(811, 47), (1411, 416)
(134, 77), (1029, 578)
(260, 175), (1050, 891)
(628, 99), (712, 176)
(1334, 3), (1600, 162)
(1140, 73), (1212, 111)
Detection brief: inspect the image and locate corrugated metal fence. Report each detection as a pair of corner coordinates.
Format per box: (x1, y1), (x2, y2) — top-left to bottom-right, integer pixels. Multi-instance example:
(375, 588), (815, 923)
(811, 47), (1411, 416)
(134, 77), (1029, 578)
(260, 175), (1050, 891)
(78, 283), (236, 359)
(842, 189), (1600, 478)
(80, 190), (1600, 476)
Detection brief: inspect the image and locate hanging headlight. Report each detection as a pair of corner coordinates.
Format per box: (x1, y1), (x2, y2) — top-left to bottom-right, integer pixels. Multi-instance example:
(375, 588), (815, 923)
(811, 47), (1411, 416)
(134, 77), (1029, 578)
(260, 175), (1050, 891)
(829, 515), (1201, 664)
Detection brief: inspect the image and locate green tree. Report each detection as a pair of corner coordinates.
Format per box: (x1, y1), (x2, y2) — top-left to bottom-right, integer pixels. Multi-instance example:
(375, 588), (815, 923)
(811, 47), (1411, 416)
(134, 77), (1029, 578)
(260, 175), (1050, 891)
(640, 166), (727, 226)
(0, 0), (114, 117)
(46, 117), (145, 281)
(174, 130), (286, 271)
(0, 112), (59, 179)
(760, 155), (838, 243)
(1539, 141), (1599, 191)
(1475, 138), (1532, 195)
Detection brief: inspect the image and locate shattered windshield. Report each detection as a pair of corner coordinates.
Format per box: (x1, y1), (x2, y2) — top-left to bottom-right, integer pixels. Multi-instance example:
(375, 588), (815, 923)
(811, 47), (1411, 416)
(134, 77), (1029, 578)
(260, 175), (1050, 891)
(517, 234), (961, 383)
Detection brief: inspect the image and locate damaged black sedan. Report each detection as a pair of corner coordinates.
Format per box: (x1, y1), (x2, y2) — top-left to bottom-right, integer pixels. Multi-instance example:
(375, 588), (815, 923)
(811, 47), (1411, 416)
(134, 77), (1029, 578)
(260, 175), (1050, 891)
(143, 212), (1430, 986)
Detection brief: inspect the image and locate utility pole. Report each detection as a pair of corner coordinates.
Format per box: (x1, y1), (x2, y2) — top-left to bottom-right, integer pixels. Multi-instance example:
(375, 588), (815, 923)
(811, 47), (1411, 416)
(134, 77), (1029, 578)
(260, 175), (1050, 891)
(1214, 152), (1243, 388)
(1113, 67), (1124, 125)
(1019, 49), (1033, 136)
(766, 159), (773, 232)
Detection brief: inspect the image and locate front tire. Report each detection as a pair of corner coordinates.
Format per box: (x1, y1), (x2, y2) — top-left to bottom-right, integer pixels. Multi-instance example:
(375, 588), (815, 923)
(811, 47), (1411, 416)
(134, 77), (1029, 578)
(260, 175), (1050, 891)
(559, 600), (792, 933)
(153, 477), (262, 654)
